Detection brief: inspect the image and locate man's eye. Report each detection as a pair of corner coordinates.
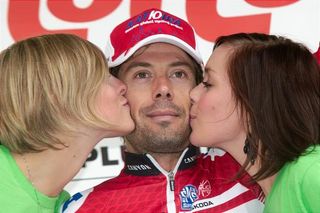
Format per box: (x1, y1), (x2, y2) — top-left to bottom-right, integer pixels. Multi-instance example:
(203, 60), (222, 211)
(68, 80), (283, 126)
(135, 72), (149, 79)
(172, 71), (186, 78)
(202, 81), (212, 88)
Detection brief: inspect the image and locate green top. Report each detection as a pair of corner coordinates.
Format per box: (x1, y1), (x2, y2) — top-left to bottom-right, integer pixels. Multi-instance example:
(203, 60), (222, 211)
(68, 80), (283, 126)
(264, 145), (320, 213)
(0, 145), (70, 213)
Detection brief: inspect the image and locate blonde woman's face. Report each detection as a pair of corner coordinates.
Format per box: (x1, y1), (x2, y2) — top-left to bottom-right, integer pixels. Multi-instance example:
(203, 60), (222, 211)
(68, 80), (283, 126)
(95, 75), (135, 137)
(189, 45), (246, 149)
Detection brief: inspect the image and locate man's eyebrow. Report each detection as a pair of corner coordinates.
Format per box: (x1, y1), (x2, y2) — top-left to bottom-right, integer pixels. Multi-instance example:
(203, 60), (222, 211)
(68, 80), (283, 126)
(126, 62), (151, 71)
(169, 61), (193, 68)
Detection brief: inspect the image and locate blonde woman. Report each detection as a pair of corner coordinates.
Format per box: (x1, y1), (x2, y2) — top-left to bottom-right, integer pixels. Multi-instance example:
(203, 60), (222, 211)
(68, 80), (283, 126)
(0, 34), (134, 212)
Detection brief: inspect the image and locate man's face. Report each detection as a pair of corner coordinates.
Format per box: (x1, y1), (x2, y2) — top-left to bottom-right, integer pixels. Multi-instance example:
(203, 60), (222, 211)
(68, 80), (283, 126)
(118, 43), (197, 154)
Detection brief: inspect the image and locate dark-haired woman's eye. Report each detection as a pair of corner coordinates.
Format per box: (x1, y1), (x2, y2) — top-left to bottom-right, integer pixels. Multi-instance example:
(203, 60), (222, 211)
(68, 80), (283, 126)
(202, 81), (212, 88)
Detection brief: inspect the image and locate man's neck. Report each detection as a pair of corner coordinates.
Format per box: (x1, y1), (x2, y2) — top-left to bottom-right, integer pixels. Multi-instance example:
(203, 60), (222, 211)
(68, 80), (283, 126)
(149, 152), (184, 172)
(125, 142), (186, 172)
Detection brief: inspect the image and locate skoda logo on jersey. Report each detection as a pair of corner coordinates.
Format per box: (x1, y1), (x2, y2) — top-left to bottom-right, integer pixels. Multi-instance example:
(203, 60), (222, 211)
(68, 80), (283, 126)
(179, 184), (199, 210)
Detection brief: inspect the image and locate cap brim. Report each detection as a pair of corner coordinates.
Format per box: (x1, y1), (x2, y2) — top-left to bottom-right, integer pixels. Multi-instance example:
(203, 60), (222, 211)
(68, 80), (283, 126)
(108, 34), (203, 68)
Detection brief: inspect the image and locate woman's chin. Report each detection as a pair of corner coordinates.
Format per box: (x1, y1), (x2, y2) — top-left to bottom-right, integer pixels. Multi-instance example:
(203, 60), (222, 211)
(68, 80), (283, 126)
(119, 125), (135, 136)
(189, 133), (204, 147)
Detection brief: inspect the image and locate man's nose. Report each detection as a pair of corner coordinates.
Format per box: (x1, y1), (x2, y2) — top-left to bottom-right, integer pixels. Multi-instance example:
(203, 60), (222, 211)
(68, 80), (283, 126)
(152, 76), (173, 101)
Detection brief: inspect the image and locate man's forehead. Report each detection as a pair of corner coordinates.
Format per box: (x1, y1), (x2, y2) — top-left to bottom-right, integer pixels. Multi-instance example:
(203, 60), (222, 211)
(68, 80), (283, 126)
(120, 43), (191, 64)
(113, 42), (202, 84)
(120, 56), (194, 74)
(134, 42), (190, 56)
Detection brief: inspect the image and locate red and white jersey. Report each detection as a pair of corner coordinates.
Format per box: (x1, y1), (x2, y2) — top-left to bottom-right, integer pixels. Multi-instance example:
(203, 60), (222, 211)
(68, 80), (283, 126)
(61, 147), (264, 213)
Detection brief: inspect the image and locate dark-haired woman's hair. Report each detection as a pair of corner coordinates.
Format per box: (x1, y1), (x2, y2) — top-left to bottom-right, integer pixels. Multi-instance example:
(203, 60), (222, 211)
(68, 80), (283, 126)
(215, 33), (320, 181)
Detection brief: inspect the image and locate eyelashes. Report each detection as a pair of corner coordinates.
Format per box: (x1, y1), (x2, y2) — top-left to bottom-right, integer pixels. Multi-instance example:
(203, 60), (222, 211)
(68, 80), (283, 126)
(202, 81), (212, 88)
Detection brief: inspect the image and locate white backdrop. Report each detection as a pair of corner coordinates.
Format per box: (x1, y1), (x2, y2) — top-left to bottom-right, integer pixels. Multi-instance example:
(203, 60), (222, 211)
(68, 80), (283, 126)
(0, 0), (319, 194)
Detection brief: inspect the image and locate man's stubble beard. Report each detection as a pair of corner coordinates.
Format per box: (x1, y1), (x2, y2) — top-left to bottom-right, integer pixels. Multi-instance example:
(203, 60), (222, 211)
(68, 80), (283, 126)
(125, 114), (191, 154)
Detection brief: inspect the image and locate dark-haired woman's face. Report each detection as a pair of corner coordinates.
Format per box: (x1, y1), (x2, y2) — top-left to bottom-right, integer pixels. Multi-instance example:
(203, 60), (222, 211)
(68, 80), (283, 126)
(189, 45), (246, 149)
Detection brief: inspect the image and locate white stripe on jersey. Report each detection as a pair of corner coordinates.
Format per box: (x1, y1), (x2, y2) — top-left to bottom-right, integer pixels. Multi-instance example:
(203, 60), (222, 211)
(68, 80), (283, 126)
(224, 199), (264, 213)
(191, 183), (248, 212)
(204, 148), (226, 161)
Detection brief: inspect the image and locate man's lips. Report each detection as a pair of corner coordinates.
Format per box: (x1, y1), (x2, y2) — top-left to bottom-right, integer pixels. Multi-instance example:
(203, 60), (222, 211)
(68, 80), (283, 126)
(147, 110), (179, 117)
(146, 110), (179, 122)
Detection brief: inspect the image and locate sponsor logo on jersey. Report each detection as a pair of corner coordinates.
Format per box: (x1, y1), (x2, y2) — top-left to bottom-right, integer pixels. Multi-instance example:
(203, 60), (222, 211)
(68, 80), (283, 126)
(184, 155), (196, 164)
(127, 164), (152, 171)
(179, 184), (199, 210)
(192, 200), (215, 210)
(198, 180), (211, 197)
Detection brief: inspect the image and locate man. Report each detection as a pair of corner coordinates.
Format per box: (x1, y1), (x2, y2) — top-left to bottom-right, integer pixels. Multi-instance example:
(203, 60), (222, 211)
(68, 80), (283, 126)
(62, 8), (264, 213)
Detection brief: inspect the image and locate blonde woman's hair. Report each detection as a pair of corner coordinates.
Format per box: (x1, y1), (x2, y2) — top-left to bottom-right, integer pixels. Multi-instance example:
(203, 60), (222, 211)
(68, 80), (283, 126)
(0, 34), (112, 153)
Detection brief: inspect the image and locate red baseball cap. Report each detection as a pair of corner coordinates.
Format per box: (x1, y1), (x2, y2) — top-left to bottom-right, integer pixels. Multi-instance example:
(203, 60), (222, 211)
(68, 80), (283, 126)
(106, 8), (203, 68)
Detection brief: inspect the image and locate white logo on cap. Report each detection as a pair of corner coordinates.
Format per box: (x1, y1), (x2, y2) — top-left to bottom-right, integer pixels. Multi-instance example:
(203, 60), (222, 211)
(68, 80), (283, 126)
(148, 10), (162, 20)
